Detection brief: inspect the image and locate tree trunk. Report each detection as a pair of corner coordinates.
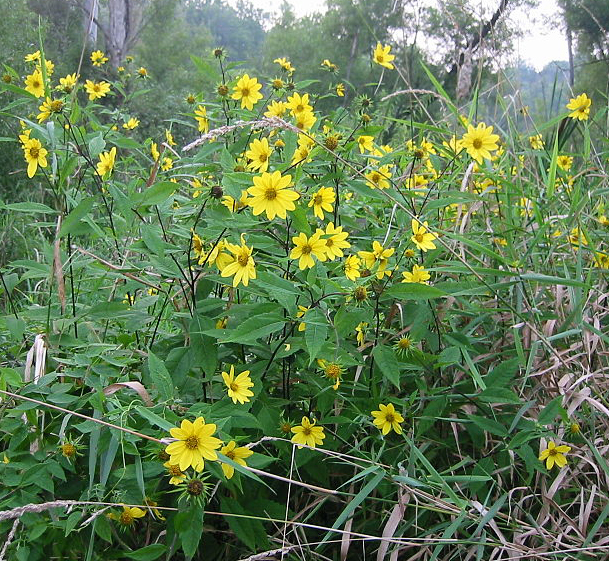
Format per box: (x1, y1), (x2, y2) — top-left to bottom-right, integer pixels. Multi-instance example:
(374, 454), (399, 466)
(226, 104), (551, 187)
(107, 0), (144, 68)
(566, 24), (574, 87)
(82, 0), (98, 45)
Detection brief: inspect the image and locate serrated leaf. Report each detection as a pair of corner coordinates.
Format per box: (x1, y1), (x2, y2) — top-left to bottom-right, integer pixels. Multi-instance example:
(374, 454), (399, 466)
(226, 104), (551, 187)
(304, 308), (327, 365)
(372, 345), (401, 388)
(538, 395), (563, 425)
(221, 313), (285, 344)
(148, 351), (174, 401)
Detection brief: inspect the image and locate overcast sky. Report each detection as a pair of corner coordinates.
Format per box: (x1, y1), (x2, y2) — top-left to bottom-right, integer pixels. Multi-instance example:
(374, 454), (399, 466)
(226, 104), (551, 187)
(229, 0), (568, 71)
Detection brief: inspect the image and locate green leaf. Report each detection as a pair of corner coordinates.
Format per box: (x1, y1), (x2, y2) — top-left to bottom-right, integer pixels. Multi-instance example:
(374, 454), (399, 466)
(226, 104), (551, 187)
(484, 358), (520, 388)
(60, 197), (95, 236)
(538, 395), (563, 425)
(190, 315), (217, 377)
(383, 283), (447, 301)
(4, 202), (58, 214)
(88, 133), (105, 157)
(468, 415), (507, 437)
(123, 545), (166, 560)
(137, 181), (177, 206)
(137, 407), (175, 431)
(477, 387), (521, 404)
(147, 351), (175, 401)
(175, 504), (204, 559)
(304, 308), (328, 365)
(221, 313), (285, 344)
(372, 345), (401, 388)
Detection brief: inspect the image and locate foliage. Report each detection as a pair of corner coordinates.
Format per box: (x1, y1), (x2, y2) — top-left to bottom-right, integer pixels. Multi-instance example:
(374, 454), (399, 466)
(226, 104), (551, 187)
(1, 5), (609, 561)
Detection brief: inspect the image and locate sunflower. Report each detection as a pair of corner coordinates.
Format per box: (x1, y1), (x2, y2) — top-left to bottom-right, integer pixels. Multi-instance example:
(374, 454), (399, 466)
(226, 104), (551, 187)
(539, 440), (571, 470)
(165, 417), (222, 472)
(290, 231), (328, 270)
(460, 122), (500, 163)
(164, 461), (187, 485)
(372, 42), (395, 70)
(220, 238), (256, 287)
(344, 255), (361, 281)
(291, 417), (325, 449)
(321, 223), (350, 259)
(411, 219), (437, 252)
(245, 137), (273, 173)
(287, 92), (312, 117)
(220, 441), (254, 479)
(371, 403), (404, 435)
(401, 264), (430, 284)
(96, 147), (117, 178)
(194, 105), (209, 133)
(231, 74), (263, 110)
(22, 138), (48, 178)
(108, 506), (146, 528)
(264, 100), (288, 118)
(24, 70), (45, 97)
(90, 50), (108, 66)
(37, 98), (63, 123)
(247, 170), (299, 220)
(566, 93), (591, 121)
(84, 79), (111, 101)
(221, 365), (254, 404)
(308, 186), (335, 220)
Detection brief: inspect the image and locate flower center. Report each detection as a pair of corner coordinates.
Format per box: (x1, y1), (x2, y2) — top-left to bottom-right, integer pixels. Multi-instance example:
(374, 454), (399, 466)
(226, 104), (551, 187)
(185, 435), (200, 450)
(264, 187), (278, 200)
(241, 87), (250, 97)
(168, 465), (182, 476)
(119, 512), (134, 525)
(314, 194), (323, 204)
(385, 413), (395, 423)
(414, 233), (424, 242)
(296, 104), (303, 112)
(398, 337), (411, 349)
(226, 450), (235, 460)
(258, 153), (267, 162)
(238, 253), (249, 266)
(301, 243), (312, 255)
(472, 138), (483, 149)
(325, 364), (341, 378)
(326, 239), (334, 247)
(302, 427), (312, 436)
(548, 448), (558, 457)
(29, 147), (39, 159)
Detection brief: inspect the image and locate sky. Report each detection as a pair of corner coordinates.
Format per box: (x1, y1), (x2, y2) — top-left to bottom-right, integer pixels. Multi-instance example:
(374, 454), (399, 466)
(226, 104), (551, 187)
(229, 0), (569, 71)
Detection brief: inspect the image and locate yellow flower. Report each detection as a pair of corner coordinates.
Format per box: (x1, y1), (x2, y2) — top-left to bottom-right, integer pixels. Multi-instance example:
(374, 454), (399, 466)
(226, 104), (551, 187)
(60, 443), (77, 458)
(296, 305), (308, 331)
(164, 461), (187, 485)
(319, 360), (342, 390)
(23, 138), (48, 178)
(150, 142), (160, 162)
(321, 223), (350, 259)
(36, 60), (54, 76)
(165, 130), (176, 146)
(344, 255), (361, 281)
(401, 264), (430, 284)
(443, 135), (463, 154)
(57, 73), (78, 93)
(37, 98), (63, 123)
(25, 50), (41, 63)
(264, 100), (288, 118)
(245, 137), (273, 173)
(308, 186), (335, 220)
(595, 252), (609, 269)
(273, 57), (295, 74)
(161, 157), (173, 171)
(321, 59), (338, 71)
(291, 417), (325, 449)
(557, 155), (573, 171)
(271, 77), (285, 90)
(287, 92), (312, 117)
(194, 105), (209, 133)
(568, 226), (587, 248)
(122, 117), (139, 130)
(411, 219), (437, 252)
(220, 441), (253, 479)
(84, 79), (111, 101)
(357, 135), (374, 153)
(2, 453), (9, 464)
(96, 147), (117, 177)
(355, 322), (367, 346)
(371, 403), (404, 435)
(336, 83), (345, 96)
(365, 166), (392, 190)
(538, 440), (571, 470)
(138, 66), (148, 77)
(566, 93), (591, 121)
(247, 170), (299, 220)
(220, 239), (256, 287)
(529, 134), (544, 150)
(109, 506), (146, 527)
(222, 365), (254, 404)
(294, 110), (316, 131)
(358, 241), (394, 279)
(90, 50), (108, 66)
(291, 231), (328, 270)
(395, 336), (414, 356)
(24, 70), (45, 97)
(165, 417), (222, 472)
(231, 74), (263, 110)
(222, 190), (250, 212)
(460, 122), (500, 163)
(372, 42), (395, 70)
